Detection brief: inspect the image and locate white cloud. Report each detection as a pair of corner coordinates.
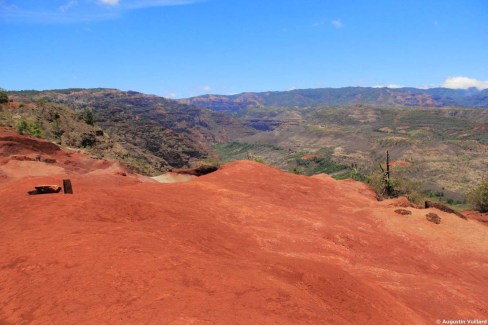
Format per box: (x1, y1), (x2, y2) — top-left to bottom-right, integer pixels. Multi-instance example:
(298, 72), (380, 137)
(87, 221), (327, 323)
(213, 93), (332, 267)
(0, 0), (202, 23)
(331, 19), (343, 29)
(200, 85), (211, 92)
(313, 18), (344, 29)
(99, 0), (119, 6)
(121, 0), (203, 10)
(417, 84), (437, 90)
(59, 0), (79, 12)
(442, 76), (488, 90)
(372, 84), (403, 89)
(164, 92), (177, 99)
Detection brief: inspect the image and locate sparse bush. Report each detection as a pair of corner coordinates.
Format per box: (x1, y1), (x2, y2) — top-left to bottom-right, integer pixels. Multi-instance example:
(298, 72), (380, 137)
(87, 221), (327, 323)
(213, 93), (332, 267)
(367, 170), (425, 204)
(81, 107), (95, 125)
(15, 119), (43, 138)
(296, 155), (348, 174)
(52, 119), (64, 139)
(0, 88), (8, 103)
(195, 157), (223, 169)
(80, 132), (96, 147)
(467, 179), (488, 213)
(333, 168), (367, 182)
(15, 120), (28, 134)
(36, 97), (49, 107)
(290, 167), (303, 175)
(250, 156), (267, 164)
(367, 171), (389, 199)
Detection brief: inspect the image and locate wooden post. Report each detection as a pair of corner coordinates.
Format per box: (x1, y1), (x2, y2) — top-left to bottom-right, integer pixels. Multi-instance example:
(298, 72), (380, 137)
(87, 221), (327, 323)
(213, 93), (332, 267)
(386, 150), (390, 180)
(383, 151), (394, 197)
(63, 179), (73, 194)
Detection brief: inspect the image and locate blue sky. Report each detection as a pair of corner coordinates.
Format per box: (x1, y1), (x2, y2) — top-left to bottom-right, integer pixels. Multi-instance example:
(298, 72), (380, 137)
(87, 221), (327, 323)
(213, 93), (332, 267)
(1, 0), (487, 98)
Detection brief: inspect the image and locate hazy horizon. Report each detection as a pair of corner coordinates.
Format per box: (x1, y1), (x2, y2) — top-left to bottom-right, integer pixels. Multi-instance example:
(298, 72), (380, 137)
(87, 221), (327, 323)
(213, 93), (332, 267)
(1, 0), (487, 97)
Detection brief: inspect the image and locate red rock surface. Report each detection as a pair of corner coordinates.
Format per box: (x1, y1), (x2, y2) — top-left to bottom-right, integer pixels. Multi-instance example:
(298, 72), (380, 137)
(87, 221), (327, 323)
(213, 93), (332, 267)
(463, 210), (488, 227)
(389, 160), (411, 167)
(1, 129), (487, 324)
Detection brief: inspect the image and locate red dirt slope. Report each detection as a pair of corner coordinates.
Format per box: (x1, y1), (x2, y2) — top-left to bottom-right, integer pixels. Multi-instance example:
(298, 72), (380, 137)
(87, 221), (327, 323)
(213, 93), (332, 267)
(0, 127), (149, 183)
(0, 130), (487, 324)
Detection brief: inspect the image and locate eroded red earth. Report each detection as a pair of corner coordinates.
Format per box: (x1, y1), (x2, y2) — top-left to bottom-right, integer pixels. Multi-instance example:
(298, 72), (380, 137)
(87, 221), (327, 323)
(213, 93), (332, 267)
(0, 128), (487, 324)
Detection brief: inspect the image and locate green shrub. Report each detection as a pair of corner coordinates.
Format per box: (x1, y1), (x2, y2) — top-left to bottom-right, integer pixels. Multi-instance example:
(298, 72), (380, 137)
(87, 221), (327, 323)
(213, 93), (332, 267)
(36, 97), (49, 107)
(15, 119), (43, 138)
(15, 120), (28, 134)
(290, 167), (303, 175)
(467, 179), (488, 213)
(296, 155), (348, 174)
(52, 119), (64, 139)
(367, 170), (425, 204)
(333, 169), (367, 182)
(81, 107), (95, 125)
(0, 88), (8, 103)
(196, 157), (223, 169)
(250, 156), (267, 164)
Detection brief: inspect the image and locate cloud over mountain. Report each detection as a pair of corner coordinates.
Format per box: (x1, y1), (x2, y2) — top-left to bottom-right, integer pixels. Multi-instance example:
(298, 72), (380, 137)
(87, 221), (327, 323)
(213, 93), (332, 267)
(442, 76), (488, 90)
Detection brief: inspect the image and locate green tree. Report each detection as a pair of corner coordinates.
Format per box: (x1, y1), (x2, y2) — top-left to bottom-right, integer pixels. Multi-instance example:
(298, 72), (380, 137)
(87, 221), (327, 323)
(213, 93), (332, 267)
(0, 88), (8, 103)
(467, 179), (488, 213)
(81, 107), (95, 125)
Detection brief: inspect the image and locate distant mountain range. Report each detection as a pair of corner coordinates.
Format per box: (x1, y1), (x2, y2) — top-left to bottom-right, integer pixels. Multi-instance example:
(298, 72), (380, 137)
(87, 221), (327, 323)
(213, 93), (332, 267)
(179, 87), (488, 111)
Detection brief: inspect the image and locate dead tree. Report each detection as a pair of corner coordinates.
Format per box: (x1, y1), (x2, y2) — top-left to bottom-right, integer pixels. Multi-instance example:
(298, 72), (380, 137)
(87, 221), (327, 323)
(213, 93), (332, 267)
(379, 151), (394, 197)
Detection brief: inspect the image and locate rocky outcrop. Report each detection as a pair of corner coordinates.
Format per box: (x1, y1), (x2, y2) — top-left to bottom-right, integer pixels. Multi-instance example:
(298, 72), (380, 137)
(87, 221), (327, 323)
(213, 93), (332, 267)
(426, 212), (441, 224)
(394, 208), (412, 215)
(171, 165), (218, 176)
(425, 200), (467, 220)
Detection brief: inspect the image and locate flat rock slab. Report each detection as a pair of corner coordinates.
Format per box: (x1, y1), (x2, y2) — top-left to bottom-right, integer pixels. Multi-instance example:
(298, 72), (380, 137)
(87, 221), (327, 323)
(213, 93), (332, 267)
(426, 212), (441, 224)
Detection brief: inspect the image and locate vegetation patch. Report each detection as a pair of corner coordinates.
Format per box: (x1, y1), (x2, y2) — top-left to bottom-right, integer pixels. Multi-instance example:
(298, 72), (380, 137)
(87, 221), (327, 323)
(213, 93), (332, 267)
(15, 119), (43, 138)
(333, 169), (367, 182)
(467, 179), (488, 213)
(376, 136), (411, 147)
(0, 88), (8, 103)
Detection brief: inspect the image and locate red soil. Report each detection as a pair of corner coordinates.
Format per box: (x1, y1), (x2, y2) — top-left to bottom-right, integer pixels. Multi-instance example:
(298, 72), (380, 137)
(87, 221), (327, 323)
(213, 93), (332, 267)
(463, 210), (488, 227)
(474, 124), (488, 131)
(391, 160), (410, 167)
(383, 160), (411, 168)
(0, 127), (149, 183)
(1, 130), (487, 324)
(300, 154), (321, 160)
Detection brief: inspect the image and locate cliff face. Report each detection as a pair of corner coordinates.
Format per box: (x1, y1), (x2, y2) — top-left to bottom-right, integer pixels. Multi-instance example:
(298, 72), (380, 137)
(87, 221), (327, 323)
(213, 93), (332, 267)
(0, 130), (487, 324)
(11, 89), (256, 171)
(179, 92), (264, 112)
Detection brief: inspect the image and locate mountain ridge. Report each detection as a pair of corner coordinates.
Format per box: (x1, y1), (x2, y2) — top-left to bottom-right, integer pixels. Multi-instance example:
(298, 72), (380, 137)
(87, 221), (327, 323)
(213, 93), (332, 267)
(179, 86), (488, 111)
(8, 88), (255, 173)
